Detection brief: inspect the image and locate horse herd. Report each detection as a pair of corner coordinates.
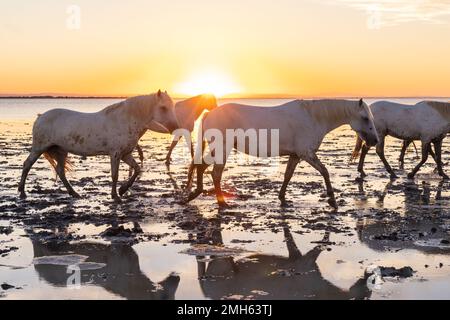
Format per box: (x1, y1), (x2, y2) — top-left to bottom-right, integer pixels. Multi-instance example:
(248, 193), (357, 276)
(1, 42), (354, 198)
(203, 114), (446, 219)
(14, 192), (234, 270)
(18, 90), (450, 210)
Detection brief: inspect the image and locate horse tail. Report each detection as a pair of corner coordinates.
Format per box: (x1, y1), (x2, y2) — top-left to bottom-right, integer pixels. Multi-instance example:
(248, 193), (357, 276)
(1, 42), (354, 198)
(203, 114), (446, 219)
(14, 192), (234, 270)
(196, 111), (209, 157)
(186, 113), (209, 189)
(43, 147), (73, 176)
(412, 141), (419, 157)
(350, 135), (364, 162)
(403, 141), (419, 157)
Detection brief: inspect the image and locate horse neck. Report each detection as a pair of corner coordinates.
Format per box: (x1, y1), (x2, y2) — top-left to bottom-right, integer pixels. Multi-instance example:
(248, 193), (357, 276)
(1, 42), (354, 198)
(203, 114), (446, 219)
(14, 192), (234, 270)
(179, 96), (205, 119)
(311, 100), (356, 135)
(109, 95), (156, 131)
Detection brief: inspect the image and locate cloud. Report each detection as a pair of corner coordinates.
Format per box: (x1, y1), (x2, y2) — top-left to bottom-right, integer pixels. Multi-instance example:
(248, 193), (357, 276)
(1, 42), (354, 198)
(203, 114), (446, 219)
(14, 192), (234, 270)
(328, 0), (450, 28)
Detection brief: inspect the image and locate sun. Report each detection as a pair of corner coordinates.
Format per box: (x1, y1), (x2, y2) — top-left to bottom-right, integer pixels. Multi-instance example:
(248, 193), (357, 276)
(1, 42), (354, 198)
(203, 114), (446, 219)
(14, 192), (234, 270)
(174, 70), (240, 98)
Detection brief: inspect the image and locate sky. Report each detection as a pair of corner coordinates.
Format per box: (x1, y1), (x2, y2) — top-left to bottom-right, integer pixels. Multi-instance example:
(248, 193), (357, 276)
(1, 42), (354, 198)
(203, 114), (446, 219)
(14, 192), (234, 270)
(1, 0), (450, 98)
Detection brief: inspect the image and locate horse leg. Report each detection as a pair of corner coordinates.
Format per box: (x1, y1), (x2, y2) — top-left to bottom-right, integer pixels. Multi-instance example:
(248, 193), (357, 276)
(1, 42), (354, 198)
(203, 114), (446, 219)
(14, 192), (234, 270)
(53, 149), (80, 198)
(399, 140), (410, 170)
(211, 163), (228, 208)
(187, 162), (209, 202)
(433, 139), (448, 180)
(185, 162), (195, 191)
(278, 155), (300, 205)
(110, 153), (121, 202)
(18, 150), (43, 199)
(165, 136), (181, 165)
(189, 134), (195, 159)
(186, 140), (206, 193)
(428, 143), (441, 173)
(283, 225), (301, 260)
(357, 144), (370, 177)
(408, 142), (431, 179)
(119, 153), (141, 196)
(376, 137), (397, 179)
(303, 154), (337, 210)
(129, 145), (144, 178)
(136, 145), (144, 164)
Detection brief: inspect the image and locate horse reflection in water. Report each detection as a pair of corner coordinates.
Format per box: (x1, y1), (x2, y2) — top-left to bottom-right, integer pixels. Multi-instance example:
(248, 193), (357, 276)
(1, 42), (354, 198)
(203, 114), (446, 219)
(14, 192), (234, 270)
(195, 219), (371, 300)
(357, 179), (450, 254)
(31, 240), (180, 300)
(358, 178), (446, 212)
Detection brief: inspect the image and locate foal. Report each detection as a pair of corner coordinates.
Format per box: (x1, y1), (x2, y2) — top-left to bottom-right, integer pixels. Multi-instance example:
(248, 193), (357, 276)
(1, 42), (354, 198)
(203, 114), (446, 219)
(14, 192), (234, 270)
(186, 99), (378, 209)
(18, 91), (179, 202)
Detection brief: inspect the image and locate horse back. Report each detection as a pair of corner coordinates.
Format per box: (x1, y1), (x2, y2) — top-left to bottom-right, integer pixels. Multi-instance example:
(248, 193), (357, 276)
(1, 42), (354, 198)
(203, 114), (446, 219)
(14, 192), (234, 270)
(202, 101), (305, 131)
(371, 101), (449, 139)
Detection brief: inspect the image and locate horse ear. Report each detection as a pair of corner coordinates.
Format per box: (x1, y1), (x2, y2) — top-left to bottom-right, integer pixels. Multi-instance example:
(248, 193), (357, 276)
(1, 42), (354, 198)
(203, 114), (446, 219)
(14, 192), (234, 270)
(157, 89), (162, 98)
(359, 98), (364, 107)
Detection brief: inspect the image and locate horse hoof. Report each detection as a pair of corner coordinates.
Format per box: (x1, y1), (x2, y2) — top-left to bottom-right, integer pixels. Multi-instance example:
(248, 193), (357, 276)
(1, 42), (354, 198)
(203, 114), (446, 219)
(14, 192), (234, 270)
(112, 197), (122, 204)
(71, 192), (81, 199)
(442, 175), (449, 181)
(218, 202), (230, 209)
(407, 173), (415, 180)
(328, 199), (338, 210)
(187, 191), (202, 202)
(390, 174), (398, 180)
(119, 186), (129, 197)
(280, 199), (293, 207)
(178, 198), (190, 205)
(19, 192), (27, 200)
(355, 176), (364, 183)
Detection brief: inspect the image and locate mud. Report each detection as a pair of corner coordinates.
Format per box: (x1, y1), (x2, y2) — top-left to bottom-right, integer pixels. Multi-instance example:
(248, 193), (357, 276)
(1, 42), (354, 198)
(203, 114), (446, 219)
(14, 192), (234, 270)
(1, 104), (450, 299)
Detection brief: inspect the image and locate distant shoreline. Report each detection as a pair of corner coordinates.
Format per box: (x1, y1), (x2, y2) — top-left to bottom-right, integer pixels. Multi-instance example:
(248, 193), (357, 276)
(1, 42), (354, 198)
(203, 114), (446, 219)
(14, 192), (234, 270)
(0, 95), (449, 100)
(0, 96), (125, 99)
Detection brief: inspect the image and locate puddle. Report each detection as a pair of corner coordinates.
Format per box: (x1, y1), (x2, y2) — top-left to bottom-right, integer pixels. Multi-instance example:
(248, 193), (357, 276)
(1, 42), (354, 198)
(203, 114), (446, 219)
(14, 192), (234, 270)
(2, 102), (450, 300)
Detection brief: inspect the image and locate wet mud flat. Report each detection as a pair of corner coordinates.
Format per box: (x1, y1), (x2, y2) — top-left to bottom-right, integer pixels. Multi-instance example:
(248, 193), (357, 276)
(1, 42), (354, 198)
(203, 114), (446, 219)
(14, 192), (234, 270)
(1, 121), (450, 300)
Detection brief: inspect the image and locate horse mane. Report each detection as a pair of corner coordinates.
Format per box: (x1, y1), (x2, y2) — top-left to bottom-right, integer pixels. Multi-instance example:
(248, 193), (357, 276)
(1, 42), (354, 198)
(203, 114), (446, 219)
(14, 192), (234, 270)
(426, 101), (450, 120)
(301, 99), (359, 123)
(177, 94), (217, 110)
(104, 94), (157, 115)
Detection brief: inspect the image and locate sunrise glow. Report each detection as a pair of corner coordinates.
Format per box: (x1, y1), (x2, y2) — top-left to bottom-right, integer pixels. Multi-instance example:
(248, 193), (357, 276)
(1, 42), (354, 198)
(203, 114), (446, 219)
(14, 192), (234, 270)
(0, 1), (449, 98)
(174, 71), (241, 98)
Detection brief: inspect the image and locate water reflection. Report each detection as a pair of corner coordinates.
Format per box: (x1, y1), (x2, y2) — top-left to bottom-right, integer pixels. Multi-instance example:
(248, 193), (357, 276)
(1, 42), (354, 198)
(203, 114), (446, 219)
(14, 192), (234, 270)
(355, 178), (445, 211)
(195, 218), (371, 300)
(31, 240), (180, 300)
(376, 179), (445, 208)
(356, 179), (450, 254)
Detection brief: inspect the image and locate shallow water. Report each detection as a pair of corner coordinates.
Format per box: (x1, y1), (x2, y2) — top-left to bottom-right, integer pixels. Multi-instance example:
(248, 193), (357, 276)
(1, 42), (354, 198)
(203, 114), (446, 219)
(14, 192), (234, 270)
(1, 98), (450, 300)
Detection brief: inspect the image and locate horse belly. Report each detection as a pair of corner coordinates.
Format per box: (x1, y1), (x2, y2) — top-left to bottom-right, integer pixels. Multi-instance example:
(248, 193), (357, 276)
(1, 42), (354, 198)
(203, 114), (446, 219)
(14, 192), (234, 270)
(383, 110), (422, 140)
(387, 128), (420, 141)
(36, 115), (111, 156)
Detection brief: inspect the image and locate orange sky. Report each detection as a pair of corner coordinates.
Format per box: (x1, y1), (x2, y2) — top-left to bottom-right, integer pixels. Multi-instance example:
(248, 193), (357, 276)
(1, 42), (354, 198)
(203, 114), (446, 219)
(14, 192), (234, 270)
(1, 0), (450, 98)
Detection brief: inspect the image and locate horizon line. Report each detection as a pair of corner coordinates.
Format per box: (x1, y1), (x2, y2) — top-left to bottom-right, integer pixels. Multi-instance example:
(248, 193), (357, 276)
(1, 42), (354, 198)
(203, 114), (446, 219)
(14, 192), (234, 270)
(1, 94), (450, 100)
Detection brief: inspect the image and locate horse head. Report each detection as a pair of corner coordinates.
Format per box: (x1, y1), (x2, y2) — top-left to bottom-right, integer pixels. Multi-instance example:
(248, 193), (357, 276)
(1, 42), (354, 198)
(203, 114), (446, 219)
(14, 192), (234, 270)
(350, 99), (379, 147)
(151, 90), (180, 134)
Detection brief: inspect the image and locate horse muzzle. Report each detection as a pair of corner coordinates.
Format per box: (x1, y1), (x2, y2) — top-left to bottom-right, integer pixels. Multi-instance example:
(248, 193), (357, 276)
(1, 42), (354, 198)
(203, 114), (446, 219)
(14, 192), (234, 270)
(359, 132), (378, 147)
(167, 122), (180, 134)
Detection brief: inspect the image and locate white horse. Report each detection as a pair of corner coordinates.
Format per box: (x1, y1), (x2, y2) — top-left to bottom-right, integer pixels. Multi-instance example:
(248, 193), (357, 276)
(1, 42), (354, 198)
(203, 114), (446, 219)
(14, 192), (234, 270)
(135, 94), (217, 165)
(18, 91), (179, 202)
(351, 101), (450, 179)
(186, 99), (378, 209)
